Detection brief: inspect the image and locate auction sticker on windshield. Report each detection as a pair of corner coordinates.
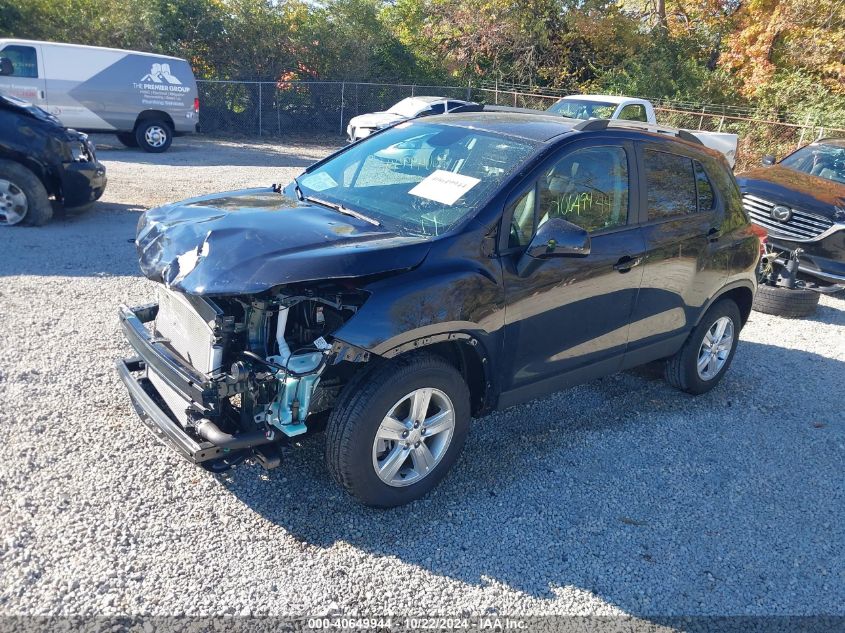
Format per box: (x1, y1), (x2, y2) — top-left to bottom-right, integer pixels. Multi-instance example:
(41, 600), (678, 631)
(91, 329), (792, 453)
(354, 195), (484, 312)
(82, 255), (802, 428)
(409, 170), (480, 205)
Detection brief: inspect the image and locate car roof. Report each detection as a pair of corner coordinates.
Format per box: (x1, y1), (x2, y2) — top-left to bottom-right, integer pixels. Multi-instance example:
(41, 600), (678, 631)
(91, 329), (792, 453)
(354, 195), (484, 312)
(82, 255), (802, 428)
(425, 111), (579, 142)
(556, 95), (646, 106)
(420, 111), (717, 159)
(812, 138), (845, 148)
(0, 38), (186, 61)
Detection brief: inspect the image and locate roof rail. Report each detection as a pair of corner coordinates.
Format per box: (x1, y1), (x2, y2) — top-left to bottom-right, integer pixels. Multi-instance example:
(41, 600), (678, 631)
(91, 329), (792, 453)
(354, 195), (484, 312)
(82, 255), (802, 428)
(572, 119), (704, 146)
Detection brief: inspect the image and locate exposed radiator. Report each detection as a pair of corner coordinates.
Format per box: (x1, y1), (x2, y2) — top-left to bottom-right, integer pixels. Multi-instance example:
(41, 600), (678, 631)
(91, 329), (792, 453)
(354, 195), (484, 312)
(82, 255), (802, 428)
(154, 288), (223, 374)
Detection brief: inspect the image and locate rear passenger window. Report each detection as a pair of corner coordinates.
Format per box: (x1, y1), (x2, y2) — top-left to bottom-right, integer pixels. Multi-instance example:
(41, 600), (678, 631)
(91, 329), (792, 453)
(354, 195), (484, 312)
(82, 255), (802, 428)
(694, 160), (715, 211)
(0, 45), (38, 78)
(645, 150), (697, 219)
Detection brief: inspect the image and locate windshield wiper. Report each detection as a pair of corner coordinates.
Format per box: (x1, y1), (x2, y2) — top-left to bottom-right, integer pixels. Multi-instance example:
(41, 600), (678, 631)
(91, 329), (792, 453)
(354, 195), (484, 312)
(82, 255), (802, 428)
(304, 195), (381, 227)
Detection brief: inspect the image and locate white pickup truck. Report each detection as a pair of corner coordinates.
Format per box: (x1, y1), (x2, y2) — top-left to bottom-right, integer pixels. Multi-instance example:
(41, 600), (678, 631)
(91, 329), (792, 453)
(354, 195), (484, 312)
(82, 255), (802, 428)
(547, 95), (738, 168)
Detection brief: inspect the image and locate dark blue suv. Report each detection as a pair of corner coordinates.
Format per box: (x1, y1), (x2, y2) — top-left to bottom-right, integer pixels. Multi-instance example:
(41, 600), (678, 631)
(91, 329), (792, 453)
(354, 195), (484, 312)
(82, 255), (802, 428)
(117, 113), (760, 506)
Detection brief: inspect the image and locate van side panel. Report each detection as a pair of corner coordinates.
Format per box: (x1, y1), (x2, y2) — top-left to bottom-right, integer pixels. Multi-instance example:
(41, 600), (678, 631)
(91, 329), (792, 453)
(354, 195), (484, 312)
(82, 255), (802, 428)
(40, 44), (197, 134)
(41, 44), (123, 130)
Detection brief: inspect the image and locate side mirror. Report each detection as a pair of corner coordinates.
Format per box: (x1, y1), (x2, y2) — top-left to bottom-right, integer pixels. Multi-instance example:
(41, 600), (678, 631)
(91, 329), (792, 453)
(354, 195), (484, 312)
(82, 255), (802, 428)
(762, 154), (776, 166)
(516, 217), (591, 277)
(0, 58), (13, 76)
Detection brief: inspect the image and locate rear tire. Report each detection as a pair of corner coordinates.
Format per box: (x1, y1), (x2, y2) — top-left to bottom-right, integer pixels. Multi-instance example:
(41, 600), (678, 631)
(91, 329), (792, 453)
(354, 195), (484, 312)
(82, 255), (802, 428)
(135, 119), (173, 153)
(116, 132), (139, 148)
(665, 299), (741, 395)
(0, 159), (52, 226)
(752, 283), (819, 318)
(326, 353), (470, 508)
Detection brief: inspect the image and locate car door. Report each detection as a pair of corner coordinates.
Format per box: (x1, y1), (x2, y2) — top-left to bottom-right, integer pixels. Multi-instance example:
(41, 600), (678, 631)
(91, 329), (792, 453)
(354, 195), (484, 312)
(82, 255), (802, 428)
(498, 138), (647, 405)
(0, 42), (47, 107)
(623, 142), (729, 367)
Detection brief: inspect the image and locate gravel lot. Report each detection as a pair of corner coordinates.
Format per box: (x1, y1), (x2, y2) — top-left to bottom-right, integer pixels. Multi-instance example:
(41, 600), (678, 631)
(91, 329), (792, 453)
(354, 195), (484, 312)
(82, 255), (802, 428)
(1, 134), (843, 621)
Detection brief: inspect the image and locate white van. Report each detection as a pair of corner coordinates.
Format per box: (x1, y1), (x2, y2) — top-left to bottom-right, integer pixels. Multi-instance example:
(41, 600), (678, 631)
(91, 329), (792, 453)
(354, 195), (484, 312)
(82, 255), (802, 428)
(0, 39), (199, 152)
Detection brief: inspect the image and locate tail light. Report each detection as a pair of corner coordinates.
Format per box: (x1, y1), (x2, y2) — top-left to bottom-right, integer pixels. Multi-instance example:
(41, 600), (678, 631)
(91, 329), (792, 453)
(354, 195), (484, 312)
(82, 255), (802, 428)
(194, 97), (200, 113)
(750, 223), (768, 256)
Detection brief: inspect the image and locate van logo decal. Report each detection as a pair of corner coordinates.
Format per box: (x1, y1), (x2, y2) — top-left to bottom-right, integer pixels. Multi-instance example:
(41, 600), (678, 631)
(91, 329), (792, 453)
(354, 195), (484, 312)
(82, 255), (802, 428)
(140, 63), (182, 85)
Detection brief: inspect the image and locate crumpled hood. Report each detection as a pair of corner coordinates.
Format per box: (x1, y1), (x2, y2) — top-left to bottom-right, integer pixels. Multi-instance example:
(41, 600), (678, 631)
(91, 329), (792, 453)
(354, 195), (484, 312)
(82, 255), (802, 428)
(737, 165), (845, 219)
(136, 187), (432, 296)
(349, 111), (405, 129)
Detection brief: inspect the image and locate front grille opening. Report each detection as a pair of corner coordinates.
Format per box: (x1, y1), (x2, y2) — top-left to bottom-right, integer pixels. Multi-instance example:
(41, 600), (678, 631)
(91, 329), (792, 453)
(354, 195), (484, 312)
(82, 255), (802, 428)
(743, 194), (834, 242)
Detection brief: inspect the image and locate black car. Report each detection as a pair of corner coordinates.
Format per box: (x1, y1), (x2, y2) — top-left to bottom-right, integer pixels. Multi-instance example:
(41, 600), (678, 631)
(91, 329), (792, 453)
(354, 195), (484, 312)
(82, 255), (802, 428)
(117, 114), (759, 507)
(738, 140), (845, 316)
(0, 93), (106, 226)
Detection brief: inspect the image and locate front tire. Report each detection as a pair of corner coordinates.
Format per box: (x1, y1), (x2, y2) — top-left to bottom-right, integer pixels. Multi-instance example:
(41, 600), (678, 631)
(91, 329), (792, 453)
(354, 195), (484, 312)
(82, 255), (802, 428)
(0, 159), (52, 226)
(326, 353), (470, 508)
(135, 119), (173, 153)
(752, 283), (819, 318)
(664, 299), (741, 395)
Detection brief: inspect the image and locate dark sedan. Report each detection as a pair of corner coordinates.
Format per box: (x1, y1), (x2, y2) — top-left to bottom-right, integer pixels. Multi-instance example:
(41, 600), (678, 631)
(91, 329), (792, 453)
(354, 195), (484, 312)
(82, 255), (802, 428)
(738, 139), (845, 287)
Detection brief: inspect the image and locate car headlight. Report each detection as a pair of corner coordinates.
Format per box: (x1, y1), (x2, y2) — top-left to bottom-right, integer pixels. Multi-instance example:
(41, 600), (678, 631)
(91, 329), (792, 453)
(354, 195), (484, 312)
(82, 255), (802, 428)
(69, 141), (88, 162)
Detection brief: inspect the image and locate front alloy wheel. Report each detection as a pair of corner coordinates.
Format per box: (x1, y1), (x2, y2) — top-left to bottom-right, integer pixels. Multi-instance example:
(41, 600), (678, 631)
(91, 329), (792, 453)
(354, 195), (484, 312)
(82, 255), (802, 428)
(326, 352), (470, 507)
(0, 178), (28, 226)
(372, 388), (456, 487)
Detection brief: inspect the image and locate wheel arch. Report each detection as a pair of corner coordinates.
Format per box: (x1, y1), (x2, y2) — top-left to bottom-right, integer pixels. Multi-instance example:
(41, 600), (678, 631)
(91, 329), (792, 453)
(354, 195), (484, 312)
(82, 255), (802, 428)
(134, 110), (175, 131)
(697, 281), (755, 327)
(337, 330), (496, 417)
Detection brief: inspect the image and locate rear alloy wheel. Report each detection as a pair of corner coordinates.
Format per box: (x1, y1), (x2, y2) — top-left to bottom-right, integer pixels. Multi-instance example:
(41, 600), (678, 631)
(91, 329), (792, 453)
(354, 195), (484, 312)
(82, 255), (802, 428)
(664, 299), (741, 395)
(326, 353), (470, 507)
(752, 283), (820, 318)
(0, 160), (52, 226)
(135, 119), (173, 153)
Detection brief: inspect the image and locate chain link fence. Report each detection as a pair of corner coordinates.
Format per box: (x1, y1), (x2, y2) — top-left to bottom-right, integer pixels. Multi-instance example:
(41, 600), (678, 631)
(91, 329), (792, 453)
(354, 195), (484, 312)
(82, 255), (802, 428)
(197, 79), (845, 171)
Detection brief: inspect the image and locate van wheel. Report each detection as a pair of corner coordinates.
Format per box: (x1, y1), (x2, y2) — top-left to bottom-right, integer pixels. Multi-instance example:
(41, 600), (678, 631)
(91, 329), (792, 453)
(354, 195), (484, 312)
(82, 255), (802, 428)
(752, 284), (819, 318)
(116, 132), (139, 148)
(664, 299), (741, 395)
(0, 160), (52, 226)
(135, 120), (173, 153)
(326, 353), (470, 508)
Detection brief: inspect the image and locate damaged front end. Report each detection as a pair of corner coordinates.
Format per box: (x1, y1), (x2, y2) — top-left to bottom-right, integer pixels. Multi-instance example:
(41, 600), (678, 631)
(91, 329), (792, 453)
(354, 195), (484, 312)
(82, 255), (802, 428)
(117, 187), (432, 469)
(117, 282), (372, 469)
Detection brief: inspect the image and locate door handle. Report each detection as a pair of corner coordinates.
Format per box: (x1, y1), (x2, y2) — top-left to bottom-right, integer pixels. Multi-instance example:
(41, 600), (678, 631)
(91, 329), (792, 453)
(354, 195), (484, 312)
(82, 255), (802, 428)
(613, 255), (642, 273)
(708, 227), (721, 243)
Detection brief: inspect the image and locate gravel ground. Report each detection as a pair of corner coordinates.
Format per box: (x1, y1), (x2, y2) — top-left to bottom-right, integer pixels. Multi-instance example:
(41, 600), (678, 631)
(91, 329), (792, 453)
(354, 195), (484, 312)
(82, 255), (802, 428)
(0, 134), (843, 621)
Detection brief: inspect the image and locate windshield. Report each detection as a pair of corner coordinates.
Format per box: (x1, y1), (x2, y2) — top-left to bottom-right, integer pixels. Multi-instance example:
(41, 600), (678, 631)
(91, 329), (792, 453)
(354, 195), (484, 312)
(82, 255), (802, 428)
(387, 98), (429, 118)
(547, 99), (617, 120)
(296, 121), (540, 236)
(780, 143), (845, 184)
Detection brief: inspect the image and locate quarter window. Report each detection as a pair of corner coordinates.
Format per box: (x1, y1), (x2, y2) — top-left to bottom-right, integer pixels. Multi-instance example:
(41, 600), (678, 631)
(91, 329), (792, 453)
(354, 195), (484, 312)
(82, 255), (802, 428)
(694, 160), (715, 211)
(508, 188), (537, 247)
(537, 146), (629, 233)
(0, 45), (38, 78)
(645, 150), (697, 219)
